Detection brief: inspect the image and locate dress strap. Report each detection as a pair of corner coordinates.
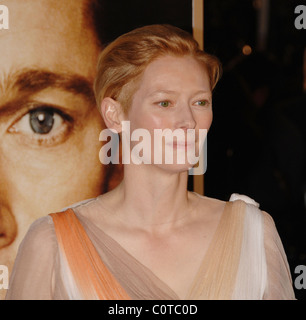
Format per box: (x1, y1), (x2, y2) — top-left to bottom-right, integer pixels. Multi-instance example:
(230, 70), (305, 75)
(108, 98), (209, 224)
(187, 201), (246, 299)
(49, 209), (131, 300)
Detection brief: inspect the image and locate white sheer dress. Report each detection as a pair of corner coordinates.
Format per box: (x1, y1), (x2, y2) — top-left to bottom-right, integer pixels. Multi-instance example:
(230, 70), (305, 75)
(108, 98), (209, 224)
(5, 193), (295, 300)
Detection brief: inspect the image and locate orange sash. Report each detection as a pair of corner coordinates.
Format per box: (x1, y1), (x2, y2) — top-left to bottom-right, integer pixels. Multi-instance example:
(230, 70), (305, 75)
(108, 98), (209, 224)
(50, 209), (131, 300)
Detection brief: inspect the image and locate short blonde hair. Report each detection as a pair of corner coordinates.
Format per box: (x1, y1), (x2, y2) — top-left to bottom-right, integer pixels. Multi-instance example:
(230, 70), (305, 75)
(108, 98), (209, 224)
(94, 24), (222, 112)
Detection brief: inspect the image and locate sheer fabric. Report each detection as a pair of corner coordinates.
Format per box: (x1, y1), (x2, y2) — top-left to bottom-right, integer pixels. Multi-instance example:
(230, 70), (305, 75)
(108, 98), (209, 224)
(5, 193), (295, 300)
(50, 209), (131, 300)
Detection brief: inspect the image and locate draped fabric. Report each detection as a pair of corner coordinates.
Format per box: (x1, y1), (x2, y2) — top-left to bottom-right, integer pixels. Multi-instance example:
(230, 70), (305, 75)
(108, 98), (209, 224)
(5, 193), (295, 300)
(50, 209), (130, 300)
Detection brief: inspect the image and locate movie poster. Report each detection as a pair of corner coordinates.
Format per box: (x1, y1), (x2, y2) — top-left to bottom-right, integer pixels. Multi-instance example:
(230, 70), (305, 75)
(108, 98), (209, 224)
(0, 0), (192, 300)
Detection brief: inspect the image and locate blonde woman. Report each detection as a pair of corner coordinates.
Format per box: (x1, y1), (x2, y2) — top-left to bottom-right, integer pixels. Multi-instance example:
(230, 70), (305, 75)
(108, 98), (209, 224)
(6, 25), (295, 300)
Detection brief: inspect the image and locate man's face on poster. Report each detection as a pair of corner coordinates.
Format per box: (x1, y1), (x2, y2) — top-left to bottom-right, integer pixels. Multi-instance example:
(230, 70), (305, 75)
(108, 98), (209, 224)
(0, 0), (107, 275)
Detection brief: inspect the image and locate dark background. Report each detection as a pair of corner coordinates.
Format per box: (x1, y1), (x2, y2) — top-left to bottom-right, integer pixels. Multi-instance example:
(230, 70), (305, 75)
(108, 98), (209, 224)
(97, 0), (306, 299)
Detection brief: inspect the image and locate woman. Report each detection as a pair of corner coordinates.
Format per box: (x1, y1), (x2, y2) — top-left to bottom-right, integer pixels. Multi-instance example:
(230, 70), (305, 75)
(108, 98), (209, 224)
(6, 24), (295, 300)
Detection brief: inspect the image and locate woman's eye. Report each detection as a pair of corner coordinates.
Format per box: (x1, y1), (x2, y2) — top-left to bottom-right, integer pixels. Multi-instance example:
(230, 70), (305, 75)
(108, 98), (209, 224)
(158, 101), (170, 108)
(8, 106), (72, 146)
(195, 100), (209, 107)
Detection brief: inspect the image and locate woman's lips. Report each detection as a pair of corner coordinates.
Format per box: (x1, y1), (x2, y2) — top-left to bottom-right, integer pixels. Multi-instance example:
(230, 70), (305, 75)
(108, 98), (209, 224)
(166, 141), (196, 149)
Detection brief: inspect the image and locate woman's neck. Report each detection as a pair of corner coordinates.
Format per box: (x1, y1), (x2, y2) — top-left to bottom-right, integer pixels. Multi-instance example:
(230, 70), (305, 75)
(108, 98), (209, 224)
(113, 164), (195, 232)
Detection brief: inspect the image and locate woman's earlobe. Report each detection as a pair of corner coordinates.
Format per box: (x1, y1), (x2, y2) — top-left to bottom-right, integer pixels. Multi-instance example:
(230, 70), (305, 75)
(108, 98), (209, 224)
(100, 97), (123, 133)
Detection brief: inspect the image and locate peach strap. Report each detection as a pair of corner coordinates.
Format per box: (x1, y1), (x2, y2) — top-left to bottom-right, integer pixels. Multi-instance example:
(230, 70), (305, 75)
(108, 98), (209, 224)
(50, 209), (131, 300)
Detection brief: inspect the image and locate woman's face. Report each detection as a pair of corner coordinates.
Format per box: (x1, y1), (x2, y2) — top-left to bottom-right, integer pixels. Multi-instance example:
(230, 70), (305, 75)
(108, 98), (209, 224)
(123, 55), (213, 172)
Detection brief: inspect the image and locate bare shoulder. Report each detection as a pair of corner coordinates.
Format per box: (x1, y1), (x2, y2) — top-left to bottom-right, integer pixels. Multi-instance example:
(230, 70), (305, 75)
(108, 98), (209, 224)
(189, 192), (227, 222)
(260, 210), (280, 241)
(72, 188), (123, 230)
(261, 210), (276, 226)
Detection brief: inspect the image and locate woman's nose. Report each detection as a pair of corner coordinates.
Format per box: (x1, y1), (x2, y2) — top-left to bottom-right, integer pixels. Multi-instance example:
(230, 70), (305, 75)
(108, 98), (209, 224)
(175, 104), (196, 130)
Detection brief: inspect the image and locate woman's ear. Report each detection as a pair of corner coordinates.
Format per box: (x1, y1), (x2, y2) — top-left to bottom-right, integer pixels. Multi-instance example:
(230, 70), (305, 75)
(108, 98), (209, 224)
(100, 97), (124, 133)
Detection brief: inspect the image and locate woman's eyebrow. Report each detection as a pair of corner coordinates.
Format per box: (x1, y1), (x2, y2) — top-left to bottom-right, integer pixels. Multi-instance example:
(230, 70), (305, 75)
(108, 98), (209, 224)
(146, 90), (177, 98)
(147, 89), (211, 98)
(0, 68), (96, 115)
